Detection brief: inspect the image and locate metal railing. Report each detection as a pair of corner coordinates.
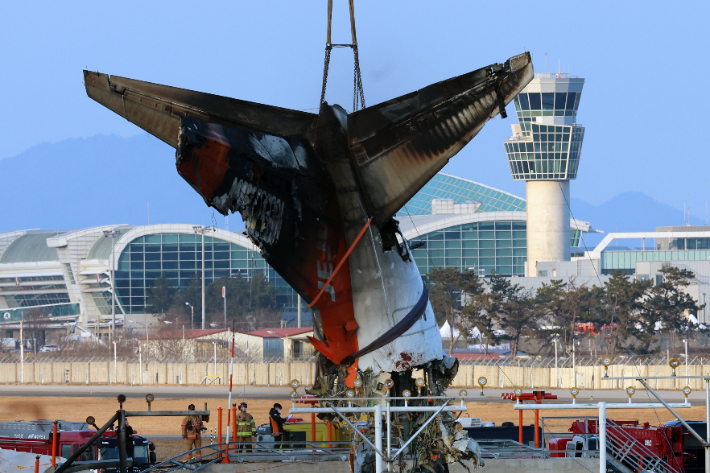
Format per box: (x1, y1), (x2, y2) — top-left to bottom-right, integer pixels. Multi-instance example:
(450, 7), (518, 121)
(142, 441), (354, 473)
(605, 419), (682, 473)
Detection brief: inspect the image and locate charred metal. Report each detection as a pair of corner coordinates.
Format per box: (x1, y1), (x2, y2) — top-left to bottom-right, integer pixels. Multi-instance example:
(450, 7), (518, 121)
(84, 50), (533, 384)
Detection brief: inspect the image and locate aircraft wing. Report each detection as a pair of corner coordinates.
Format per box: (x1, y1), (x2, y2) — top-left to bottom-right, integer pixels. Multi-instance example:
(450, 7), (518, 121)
(347, 52), (533, 226)
(83, 71), (318, 148)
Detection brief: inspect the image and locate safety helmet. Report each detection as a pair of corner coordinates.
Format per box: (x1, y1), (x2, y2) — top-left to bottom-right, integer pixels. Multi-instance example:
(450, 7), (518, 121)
(188, 404), (196, 410)
(239, 402), (247, 408)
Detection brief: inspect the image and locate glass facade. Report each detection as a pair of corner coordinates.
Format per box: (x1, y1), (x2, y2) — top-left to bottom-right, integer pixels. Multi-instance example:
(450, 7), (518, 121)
(675, 238), (710, 250)
(0, 275), (69, 308)
(505, 91), (585, 181)
(398, 173), (526, 216)
(602, 250), (710, 274)
(0, 303), (80, 321)
(114, 233), (298, 314)
(408, 220), (584, 277)
(410, 220), (528, 277)
(505, 123), (584, 180)
(504, 75), (585, 182)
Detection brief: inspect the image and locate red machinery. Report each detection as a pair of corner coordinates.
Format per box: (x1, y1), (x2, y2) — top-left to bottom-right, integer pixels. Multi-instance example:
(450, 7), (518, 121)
(501, 390), (557, 448)
(0, 420), (97, 462)
(550, 419), (686, 472)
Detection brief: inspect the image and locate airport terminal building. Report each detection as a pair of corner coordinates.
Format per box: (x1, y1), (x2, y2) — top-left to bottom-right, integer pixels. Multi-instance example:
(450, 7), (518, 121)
(0, 173), (593, 329)
(2, 172), (710, 328)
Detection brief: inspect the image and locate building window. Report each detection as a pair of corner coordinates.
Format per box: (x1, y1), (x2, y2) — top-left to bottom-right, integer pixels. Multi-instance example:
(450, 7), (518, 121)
(65, 263), (76, 284)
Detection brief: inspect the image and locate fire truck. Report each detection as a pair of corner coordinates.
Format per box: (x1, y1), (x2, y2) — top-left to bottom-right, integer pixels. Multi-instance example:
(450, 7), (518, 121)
(0, 420), (96, 459)
(0, 419), (156, 471)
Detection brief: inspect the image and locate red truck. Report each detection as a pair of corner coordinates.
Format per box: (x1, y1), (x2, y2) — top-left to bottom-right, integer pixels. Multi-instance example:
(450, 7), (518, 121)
(0, 419), (156, 471)
(0, 419), (98, 460)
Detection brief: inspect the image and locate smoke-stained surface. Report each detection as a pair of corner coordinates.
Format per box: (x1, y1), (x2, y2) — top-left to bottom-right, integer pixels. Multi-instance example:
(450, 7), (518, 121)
(83, 53), (533, 375)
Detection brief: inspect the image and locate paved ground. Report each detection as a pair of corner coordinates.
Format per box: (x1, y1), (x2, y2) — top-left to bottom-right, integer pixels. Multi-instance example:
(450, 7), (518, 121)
(0, 384), (704, 404)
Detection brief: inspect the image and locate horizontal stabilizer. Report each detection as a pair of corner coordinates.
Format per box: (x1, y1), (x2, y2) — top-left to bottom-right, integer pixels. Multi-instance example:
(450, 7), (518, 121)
(83, 71), (317, 148)
(347, 52), (533, 225)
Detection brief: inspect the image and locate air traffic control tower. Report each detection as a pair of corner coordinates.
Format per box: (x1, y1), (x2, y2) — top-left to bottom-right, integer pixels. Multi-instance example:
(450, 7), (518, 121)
(504, 72), (585, 276)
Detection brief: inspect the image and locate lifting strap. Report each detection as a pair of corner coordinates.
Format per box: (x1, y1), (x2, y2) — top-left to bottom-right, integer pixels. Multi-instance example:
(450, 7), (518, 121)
(320, 0), (366, 112)
(308, 218), (372, 308)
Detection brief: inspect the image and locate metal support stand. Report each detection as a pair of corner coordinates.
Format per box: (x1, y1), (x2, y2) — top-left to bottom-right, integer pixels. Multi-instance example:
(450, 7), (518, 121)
(118, 410), (127, 473)
(294, 398), (460, 473)
(598, 402), (606, 473)
(374, 405), (383, 473)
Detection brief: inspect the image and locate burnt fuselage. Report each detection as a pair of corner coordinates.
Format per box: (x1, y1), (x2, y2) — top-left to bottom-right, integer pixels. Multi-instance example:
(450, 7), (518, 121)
(83, 52), (533, 375)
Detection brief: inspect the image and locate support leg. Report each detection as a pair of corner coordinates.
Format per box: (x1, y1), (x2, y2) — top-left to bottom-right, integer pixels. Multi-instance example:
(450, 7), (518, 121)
(375, 405), (383, 473)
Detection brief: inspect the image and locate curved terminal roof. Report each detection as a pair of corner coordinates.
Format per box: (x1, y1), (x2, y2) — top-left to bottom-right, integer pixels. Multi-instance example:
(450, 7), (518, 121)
(399, 211), (590, 241)
(109, 224), (258, 269)
(397, 173), (526, 216)
(0, 233), (59, 263)
(86, 228), (132, 260)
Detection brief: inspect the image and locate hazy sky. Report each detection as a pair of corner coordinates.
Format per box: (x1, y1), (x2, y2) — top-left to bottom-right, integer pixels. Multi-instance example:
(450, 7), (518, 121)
(2, 1), (708, 214)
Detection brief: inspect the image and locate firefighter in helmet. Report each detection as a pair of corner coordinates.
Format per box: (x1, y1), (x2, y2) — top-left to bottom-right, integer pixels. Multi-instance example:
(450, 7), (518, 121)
(235, 402), (256, 452)
(181, 404), (203, 461)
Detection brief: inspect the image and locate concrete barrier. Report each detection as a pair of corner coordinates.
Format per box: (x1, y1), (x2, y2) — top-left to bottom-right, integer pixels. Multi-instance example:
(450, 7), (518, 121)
(0, 360), (704, 388)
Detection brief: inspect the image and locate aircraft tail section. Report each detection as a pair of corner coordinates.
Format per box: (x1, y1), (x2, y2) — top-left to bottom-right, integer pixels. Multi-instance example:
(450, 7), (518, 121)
(347, 52), (533, 226)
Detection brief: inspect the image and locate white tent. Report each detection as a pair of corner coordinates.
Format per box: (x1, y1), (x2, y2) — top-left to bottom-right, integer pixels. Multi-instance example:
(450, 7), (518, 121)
(439, 321), (459, 339)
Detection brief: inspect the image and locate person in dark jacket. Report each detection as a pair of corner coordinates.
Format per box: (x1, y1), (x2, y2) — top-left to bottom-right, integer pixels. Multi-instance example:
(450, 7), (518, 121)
(268, 403), (291, 450)
(123, 420), (135, 459)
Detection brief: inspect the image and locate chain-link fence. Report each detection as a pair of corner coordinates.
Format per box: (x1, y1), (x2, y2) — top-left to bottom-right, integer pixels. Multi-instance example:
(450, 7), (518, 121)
(457, 354), (708, 367)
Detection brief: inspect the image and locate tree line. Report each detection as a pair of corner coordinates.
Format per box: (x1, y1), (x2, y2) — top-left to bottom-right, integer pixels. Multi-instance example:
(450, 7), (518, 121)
(146, 272), (283, 332)
(428, 266), (706, 358)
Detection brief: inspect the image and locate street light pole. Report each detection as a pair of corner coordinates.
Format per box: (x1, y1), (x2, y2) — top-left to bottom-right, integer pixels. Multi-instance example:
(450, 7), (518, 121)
(20, 311), (24, 384)
(185, 302), (194, 330)
(684, 338), (689, 385)
(193, 226), (215, 330)
(297, 294), (301, 328)
(130, 320), (149, 383)
(201, 229), (205, 330)
(103, 230), (120, 344)
(572, 339), (576, 387)
(553, 338), (559, 388)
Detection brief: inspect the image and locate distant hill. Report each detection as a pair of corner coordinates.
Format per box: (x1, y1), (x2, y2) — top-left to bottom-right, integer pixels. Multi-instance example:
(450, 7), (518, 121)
(0, 134), (698, 240)
(0, 134), (239, 233)
(571, 192), (702, 246)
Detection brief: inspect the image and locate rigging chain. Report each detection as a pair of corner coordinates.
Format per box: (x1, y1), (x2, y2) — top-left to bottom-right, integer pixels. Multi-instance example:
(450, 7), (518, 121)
(319, 0), (365, 112)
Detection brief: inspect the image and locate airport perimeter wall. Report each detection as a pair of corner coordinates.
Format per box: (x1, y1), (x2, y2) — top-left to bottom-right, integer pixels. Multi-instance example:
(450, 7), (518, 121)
(1, 361), (709, 389)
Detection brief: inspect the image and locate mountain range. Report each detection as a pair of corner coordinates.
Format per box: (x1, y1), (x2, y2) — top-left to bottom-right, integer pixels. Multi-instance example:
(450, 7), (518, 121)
(0, 134), (699, 237)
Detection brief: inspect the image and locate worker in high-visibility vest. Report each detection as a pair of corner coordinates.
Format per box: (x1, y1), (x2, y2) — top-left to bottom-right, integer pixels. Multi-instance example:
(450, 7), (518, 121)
(181, 404), (203, 461)
(235, 402), (256, 452)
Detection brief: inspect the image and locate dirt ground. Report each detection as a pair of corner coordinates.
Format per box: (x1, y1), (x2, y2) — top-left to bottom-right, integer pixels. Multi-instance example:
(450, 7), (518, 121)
(0, 396), (705, 437)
